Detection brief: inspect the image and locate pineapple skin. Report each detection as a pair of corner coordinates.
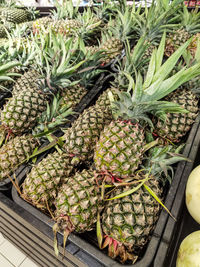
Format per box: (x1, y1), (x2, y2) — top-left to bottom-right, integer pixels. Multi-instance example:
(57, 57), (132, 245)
(94, 121), (145, 179)
(100, 37), (123, 64)
(63, 105), (112, 161)
(61, 83), (87, 108)
(55, 169), (103, 233)
(0, 135), (38, 181)
(12, 69), (40, 96)
(155, 88), (199, 142)
(102, 179), (161, 256)
(22, 151), (78, 209)
(1, 8), (30, 24)
(1, 88), (48, 134)
(165, 28), (192, 57)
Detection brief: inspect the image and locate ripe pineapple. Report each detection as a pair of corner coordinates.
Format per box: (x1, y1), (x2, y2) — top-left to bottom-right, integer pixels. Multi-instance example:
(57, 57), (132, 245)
(102, 179), (161, 263)
(48, 19), (81, 36)
(101, 143), (186, 263)
(22, 151), (79, 210)
(54, 169), (104, 240)
(12, 69), (40, 96)
(155, 87), (199, 142)
(32, 16), (54, 34)
(61, 83), (87, 108)
(0, 135), (39, 181)
(63, 105), (113, 161)
(1, 88), (48, 134)
(165, 6), (200, 57)
(94, 34), (200, 180)
(94, 87), (119, 113)
(1, 36), (87, 135)
(1, 8), (32, 24)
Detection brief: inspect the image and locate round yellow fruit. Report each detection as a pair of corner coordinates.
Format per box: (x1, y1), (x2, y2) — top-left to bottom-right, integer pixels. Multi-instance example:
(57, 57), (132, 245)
(185, 165), (200, 224)
(176, 231), (200, 267)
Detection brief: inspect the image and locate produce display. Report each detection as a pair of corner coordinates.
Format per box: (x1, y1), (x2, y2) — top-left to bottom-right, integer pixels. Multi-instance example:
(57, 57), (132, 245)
(1, 0), (200, 265)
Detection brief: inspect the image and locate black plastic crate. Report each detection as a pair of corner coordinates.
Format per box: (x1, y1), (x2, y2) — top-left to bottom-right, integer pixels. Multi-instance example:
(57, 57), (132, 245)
(11, 114), (200, 266)
(0, 73), (110, 191)
(154, 115), (200, 267)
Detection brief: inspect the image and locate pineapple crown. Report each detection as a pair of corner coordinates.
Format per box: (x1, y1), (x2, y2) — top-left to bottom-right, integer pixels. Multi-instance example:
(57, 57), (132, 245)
(72, 9), (103, 44)
(32, 94), (74, 137)
(104, 7), (135, 43)
(172, 39), (200, 94)
(112, 37), (152, 89)
(33, 31), (104, 94)
(133, 0), (183, 44)
(0, 60), (21, 91)
(51, 0), (80, 20)
(143, 134), (188, 184)
(175, 5), (200, 34)
(0, 30), (39, 72)
(109, 32), (200, 127)
(93, 0), (117, 22)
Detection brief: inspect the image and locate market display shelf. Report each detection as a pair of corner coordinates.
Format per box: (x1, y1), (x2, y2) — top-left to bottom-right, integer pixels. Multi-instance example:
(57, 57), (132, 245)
(0, 193), (90, 267)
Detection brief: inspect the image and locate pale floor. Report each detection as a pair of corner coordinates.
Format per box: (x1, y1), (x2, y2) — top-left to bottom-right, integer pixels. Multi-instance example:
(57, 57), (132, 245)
(0, 232), (39, 267)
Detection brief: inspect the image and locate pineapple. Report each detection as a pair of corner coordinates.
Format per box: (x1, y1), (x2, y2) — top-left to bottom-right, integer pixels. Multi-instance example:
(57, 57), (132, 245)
(94, 34), (200, 180)
(97, 6), (135, 65)
(48, 19), (81, 36)
(32, 16), (54, 34)
(1, 8), (32, 24)
(101, 143), (186, 263)
(1, 88), (49, 134)
(0, 94), (74, 183)
(0, 135), (39, 181)
(22, 151), (79, 210)
(131, 0), (181, 60)
(155, 88), (199, 142)
(0, 36), (87, 135)
(102, 179), (161, 263)
(11, 69), (40, 96)
(165, 6), (200, 57)
(61, 83), (87, 109)
(63, 105), (113, 161)
(54, 169), (104, 241)
(94, 87), (119, 113)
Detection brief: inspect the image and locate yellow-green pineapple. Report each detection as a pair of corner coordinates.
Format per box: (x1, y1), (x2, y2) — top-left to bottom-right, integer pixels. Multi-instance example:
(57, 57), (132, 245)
(165, 6), (200, 57)
(54, 169), (104, 241)
(94, 34), (200, 180)
(0, 135), (39, 181)
(101, 144), (186, 263)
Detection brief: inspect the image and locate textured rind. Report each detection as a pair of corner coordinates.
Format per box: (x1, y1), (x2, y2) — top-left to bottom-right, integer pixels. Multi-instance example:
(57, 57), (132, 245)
(94, 121), (145, 178)
(1, 8), (30, 24)
(102, 179), (161, 251)
(22, 151), (77, 208)
(101, 37), (123, 63)
(0, 135), (38, 181)
(95, 87), (119, 112)
(12, 69), (40, 96)
(63, 106), (112, 161)
(55, 169), (104, 233)
(165, 28), (191, 57)
(1, 88), (47, 134)
(61, 83), (87, 108)
(155, 88), (199, 142)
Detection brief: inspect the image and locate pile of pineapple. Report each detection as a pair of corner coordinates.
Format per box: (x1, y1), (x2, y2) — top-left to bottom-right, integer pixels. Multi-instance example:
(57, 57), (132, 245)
(1, 0), (200, 264)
